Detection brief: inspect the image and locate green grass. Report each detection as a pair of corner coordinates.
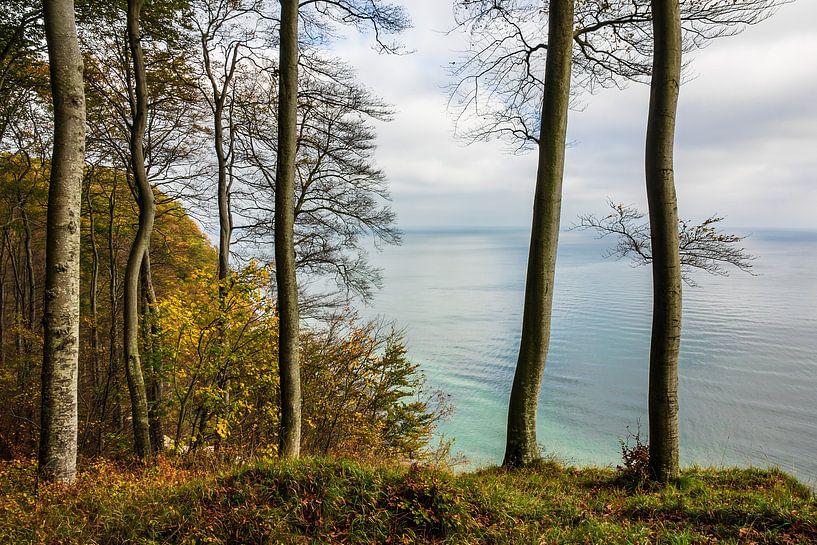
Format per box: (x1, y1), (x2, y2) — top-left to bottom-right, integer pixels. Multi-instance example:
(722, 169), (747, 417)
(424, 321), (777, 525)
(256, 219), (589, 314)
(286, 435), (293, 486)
(1, 457), (814, 544)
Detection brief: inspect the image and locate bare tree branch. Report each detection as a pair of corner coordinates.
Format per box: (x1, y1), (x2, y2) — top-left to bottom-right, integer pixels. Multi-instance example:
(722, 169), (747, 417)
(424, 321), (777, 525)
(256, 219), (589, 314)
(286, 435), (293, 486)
(573, 200), (756, 285)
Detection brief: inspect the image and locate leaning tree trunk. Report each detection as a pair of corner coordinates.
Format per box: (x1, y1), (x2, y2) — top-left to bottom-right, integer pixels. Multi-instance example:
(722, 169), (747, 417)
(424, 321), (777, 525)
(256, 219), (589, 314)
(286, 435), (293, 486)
(646, 0), (683, 484)
(503, 0), (574, 468)
(39, 0), (86, 484)
(122, 0), (153, 460)
(274, 0), (302, 459)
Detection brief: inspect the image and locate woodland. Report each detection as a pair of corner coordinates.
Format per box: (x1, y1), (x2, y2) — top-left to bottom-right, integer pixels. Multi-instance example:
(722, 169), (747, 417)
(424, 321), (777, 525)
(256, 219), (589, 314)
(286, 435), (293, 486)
(1, 0), (815, 543)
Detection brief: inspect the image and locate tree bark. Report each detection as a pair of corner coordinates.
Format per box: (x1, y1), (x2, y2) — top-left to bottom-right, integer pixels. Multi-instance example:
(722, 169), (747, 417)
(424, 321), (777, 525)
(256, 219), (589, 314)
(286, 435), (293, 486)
(503, 0), (573, 468)
(86, 183), (101, 389)
(5, 233), (23, 358)
(97, 176), (120, 454)
(39, 0), (86, 484)
(123, 0), (153, 460)
(140, 251), (164, 454)
(0, 234), (6, 367)
(20, 207), (35, 336)
(646, 0), (683, 484)
(206, 43), (239, 443)
(216, 107), (232, 287)
(275, 0), (302, 459)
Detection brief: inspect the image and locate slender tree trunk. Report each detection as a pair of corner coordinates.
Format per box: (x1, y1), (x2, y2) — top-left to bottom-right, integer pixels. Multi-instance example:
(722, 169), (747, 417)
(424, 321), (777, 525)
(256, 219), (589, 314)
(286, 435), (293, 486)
(20, 208), (35, 336)
(86, 187), (101, 389)
(0, 236), (6, 367)
(198, 32), (237, 291)
(275, 0), (302, 459)
(214, 89), (234, 446)
(5, 233), (23, 357)
(215, 105), (233, 287)
(646, 0), (683, 484)
(97, 178), (119, 454)
(140, 251), (164, 454)
(39, 0), (86, 484)
(503, 0), (574, 468)
(123, 0), (153, 460)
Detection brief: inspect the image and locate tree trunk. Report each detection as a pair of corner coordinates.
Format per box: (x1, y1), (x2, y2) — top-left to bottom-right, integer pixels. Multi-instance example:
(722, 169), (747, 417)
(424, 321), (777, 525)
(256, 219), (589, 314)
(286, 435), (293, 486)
(123, 0), (153, 460)
(646, 0), (683, 484)
(20, 207), (35, 337)
(140, 251), (164, 455)
(39, 0), (86, 484)
(0, 234), (6, 367)
(212, 68), (236, 446)
(503, 0), (573, 468)
(275, 0), (302, 459)
(215, 106), (233, 287)
(5, 233), (23, 358)
(86, 186), (101, 389)
(97, 176), (120, 454)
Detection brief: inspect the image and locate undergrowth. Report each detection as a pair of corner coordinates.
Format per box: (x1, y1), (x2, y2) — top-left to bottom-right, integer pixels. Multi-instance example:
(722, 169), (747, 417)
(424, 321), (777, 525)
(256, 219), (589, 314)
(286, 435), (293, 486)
(0, 456), (814, 544)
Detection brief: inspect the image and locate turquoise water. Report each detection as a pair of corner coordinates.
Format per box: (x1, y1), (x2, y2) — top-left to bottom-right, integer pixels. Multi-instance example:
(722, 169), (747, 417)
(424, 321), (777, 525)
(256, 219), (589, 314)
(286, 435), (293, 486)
(364, 228), (817, 485)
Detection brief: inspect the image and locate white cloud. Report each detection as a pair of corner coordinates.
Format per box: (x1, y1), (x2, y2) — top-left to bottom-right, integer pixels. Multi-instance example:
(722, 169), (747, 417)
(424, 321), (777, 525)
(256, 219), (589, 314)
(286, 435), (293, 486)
(327, 0), (817, 229)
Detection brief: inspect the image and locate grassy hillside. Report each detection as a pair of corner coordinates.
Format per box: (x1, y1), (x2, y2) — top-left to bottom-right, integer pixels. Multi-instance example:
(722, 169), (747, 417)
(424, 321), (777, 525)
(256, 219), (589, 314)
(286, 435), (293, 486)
(1, 457), (814, 544)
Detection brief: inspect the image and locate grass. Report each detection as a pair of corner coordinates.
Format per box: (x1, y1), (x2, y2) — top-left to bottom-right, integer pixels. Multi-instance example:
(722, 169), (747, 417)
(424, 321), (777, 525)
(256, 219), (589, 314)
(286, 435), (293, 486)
(1, 456), (814, 544)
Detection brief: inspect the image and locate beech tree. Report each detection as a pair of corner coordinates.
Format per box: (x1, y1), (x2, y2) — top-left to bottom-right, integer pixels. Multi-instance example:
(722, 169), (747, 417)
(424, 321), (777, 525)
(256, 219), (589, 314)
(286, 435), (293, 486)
(38, 0), (86, 482)
(79, 2), (206, 457)
(503, 0), (574, 468)
(272, 0), (409, 459)
(274, 0), (301, 460)
(191, 0), (273, 288)
(190, 0), (271, 446)
(644, 0), (682, 483)
(234, 60), (399, 308)
(122, 0), (155, 459)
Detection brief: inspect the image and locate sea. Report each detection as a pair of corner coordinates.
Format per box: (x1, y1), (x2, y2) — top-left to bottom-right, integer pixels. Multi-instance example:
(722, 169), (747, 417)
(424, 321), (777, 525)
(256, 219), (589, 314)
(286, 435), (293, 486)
(362, 227), (817, 486)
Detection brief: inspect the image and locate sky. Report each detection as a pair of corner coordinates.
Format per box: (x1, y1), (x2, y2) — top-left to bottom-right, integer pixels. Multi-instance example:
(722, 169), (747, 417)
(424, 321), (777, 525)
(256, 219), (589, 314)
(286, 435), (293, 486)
(329, 1), (817, 230)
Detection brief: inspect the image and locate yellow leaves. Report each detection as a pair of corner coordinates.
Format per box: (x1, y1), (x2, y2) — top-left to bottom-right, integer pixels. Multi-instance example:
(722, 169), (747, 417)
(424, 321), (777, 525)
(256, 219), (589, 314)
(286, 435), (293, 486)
(257, 444), (279, 460)
(215, 418), (230, 440)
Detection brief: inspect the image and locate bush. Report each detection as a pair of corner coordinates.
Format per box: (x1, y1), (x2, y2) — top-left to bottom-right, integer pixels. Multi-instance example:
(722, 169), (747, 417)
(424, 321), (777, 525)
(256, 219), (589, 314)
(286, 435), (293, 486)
(616, 426), (651, 488)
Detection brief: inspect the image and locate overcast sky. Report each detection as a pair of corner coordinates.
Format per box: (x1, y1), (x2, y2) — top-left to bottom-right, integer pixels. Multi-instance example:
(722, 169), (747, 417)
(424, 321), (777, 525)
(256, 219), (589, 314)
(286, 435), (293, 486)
(329, 1), (817, 230)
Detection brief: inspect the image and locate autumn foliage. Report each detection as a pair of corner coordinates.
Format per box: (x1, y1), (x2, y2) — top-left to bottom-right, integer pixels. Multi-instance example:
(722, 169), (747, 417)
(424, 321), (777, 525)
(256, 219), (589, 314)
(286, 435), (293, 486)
(0, 156), (449, 463)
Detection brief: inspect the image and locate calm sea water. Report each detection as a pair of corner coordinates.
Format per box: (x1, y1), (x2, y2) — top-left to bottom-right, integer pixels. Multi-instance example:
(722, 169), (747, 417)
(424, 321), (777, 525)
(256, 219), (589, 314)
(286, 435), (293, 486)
(363, 228), (817, 485)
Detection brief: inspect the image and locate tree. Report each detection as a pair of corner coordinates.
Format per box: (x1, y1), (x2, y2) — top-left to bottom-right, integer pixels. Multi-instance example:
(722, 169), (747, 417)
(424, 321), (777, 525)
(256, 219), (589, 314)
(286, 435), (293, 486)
(190, 0), (276, 447)
(575, 201), (755, 285)
(234, 59), (399, 308)
(122, 0), (155, 459)
(78, 0), (206, 459)
(502, 0), (574, 468)
(272, 0), (409, 459)
(300, 312), (452, 462)
(38, 0), (86, 483)
(644, 0), (683, 484)
(274, 0), (301, 460)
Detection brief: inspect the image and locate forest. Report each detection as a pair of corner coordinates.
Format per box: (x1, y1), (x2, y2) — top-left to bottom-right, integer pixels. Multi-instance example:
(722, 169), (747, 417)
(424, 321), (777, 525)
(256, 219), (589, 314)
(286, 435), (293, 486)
(1, 0), (815, 543)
